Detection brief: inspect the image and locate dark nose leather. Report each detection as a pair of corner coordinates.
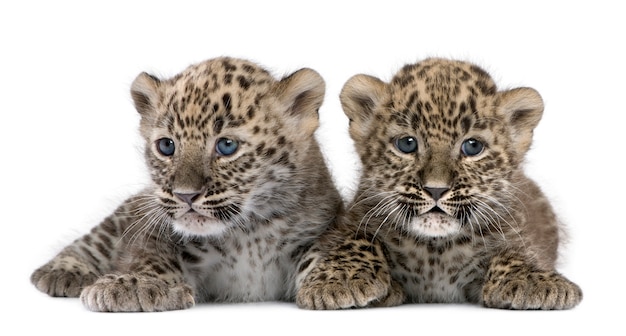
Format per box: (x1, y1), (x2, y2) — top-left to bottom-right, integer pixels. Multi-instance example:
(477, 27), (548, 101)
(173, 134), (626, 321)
(424, 187), (449, 201)
(174, 192), (200, 206)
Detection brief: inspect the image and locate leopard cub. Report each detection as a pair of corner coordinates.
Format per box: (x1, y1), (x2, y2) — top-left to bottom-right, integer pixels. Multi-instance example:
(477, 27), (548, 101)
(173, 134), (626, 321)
(296, 58), (582, 310)
(31, 57), (342, 312)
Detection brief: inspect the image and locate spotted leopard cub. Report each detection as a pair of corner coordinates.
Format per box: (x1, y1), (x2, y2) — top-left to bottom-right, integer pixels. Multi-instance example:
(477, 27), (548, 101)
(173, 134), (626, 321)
(31, 57), (342, 312)
(296, 58), (582, 310)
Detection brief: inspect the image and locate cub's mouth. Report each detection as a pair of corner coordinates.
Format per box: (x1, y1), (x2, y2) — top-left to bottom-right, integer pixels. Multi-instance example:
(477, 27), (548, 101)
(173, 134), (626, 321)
(185, 208), (205, 216)
(173, 207), (209, 220)
(181, 210), (205, 219)
(406, 205), (461, 237)
(174, 211), (229, 237)
(410, 209), (461, 238)
(428, 206), (446, 214)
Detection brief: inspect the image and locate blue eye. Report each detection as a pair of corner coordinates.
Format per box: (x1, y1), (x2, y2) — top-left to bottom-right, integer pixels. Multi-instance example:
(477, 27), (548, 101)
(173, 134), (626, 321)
(461, 138), (484, 156)
(394, 136), (417, 154)
(156, 138), (175, 156)
(216, 138), (239, 156)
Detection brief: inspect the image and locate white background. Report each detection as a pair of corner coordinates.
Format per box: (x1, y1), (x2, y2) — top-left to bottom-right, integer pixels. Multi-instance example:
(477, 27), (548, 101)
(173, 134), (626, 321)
(1, 0), (623, 334)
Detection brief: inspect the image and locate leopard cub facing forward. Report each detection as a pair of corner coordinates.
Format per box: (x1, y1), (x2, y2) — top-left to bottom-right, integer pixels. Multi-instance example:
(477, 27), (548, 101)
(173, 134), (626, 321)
(31, 57), (342, 312)
(297, 58), (582, 310)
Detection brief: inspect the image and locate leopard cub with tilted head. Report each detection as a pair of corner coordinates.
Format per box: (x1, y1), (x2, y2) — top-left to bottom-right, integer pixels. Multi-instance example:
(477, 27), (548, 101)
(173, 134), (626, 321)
(296, 58), (582, 310)
(31, 57), (342, 312)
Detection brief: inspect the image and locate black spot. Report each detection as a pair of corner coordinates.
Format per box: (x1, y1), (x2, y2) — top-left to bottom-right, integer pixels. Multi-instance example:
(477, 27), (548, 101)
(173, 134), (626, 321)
(238, 75), (251, 90)
(468, 96), (477, 113)
(152, 264), (166, 275)
(298, 258), (313, 273)
(406, 92), (418, 108)
(242, 64), (256, 74)
(358, 244), (371, 252)
(255, 143), (266, 156)
(469, 64), (490, 79)
(246, 106), (255, 119)
(416, 101), (423, 114)
(222, 93), (232, 113)
(338, 243), (355, 251)
(393, 74), (414, 88)
(223, 60), (237, 72)
(214, 117), (224, 133)
(410, 113), (419, 129)
(95, 242), (111, 259)
(476, 80), (496, 95)
(449, 274), (459, 284)
(401, 63), (419, 74)
(461, 116), (471, 133)
(182, 251), (201, 264)
(275, 151), (289, 164)
(224, 73), (233, 85)
(459, 102), (467, 114)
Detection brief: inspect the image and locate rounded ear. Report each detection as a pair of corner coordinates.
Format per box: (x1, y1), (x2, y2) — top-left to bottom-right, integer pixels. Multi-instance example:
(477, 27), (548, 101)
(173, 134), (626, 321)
(340, 74), (387, 142)
(130, 72), (161, 117)
(498, 87), (544, 154)
(271, 68), (325, 137)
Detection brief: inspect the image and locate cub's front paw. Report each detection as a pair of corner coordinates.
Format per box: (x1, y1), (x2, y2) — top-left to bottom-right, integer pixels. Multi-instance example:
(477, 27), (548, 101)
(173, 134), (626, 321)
(483, 271), (582, 310)
(31, 260), (99, 297)
(370, 279), (406, 308)
(79, 274), (194, 312)
(296, 239), (400, 310)
(297, 275), (388, 310)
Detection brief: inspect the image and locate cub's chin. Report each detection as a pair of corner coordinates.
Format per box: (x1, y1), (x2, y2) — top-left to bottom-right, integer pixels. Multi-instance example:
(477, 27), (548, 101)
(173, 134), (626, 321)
(409, 211), (461, 238)
(173, 211), (230, 237)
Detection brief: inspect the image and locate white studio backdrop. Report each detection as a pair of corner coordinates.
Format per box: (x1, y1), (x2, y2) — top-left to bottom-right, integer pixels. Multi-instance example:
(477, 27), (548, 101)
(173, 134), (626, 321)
(1, 1), (622, 335)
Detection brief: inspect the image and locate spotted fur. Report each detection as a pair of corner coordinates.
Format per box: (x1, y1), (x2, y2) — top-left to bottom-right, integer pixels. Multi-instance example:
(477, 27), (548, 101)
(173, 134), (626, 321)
(31, 57), (343, 312)
(296, 58), (582, 310)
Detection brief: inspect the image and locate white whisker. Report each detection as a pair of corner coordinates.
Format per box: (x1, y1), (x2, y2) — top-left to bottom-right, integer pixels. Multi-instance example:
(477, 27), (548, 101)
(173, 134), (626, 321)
(471, 200), (505, 240)
(475, 194), (523, 240)
(468, 204), (489, 249)
(372, 203), (402, 241)
(355, 192), (399, 238)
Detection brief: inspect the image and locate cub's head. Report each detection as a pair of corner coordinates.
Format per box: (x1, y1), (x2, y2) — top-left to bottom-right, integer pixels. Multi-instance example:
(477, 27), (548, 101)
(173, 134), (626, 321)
(341, 58), (543, 238)
(130, 57), (324, 237)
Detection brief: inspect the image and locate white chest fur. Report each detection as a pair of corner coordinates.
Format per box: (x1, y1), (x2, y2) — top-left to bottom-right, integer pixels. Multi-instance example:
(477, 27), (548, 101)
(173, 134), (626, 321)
(181, 220), (304, 302)
(385, 235), (489, 303)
